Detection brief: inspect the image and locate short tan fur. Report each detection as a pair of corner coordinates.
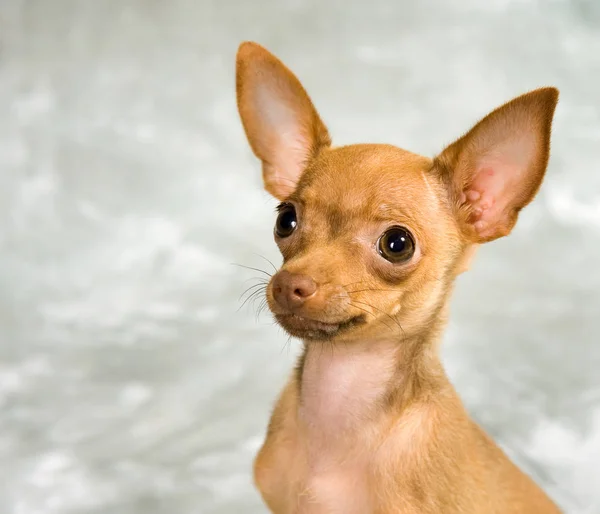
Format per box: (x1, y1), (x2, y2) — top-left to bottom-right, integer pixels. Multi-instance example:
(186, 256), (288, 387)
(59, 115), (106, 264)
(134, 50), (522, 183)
(236, 41), (561, 514)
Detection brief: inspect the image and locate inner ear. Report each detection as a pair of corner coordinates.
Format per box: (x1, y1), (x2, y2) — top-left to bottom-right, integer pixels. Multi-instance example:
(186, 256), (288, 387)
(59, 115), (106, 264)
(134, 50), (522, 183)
(435, 87), (559, 243)
(459, 142), (533, 239)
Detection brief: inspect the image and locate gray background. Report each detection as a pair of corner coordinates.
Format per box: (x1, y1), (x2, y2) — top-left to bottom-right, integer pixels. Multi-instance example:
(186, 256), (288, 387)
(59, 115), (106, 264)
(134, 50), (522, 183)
(1, 0), (599, 513)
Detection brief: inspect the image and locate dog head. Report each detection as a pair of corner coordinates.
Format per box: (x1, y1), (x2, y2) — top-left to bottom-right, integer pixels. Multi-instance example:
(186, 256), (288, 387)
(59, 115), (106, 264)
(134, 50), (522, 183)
(236, 42), (558, 342)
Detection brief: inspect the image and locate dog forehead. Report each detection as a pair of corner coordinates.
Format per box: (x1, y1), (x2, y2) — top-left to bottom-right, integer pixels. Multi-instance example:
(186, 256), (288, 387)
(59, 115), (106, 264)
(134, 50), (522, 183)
(297, 145), (435, 209)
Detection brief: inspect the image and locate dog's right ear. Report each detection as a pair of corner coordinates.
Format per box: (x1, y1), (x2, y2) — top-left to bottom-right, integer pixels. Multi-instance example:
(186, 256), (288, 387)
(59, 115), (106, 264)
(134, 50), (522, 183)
(236, 42), (331, 200)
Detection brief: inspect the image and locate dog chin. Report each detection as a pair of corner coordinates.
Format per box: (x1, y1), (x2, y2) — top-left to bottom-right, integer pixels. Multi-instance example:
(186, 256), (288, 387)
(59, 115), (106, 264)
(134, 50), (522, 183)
(274, 313), (366, 341)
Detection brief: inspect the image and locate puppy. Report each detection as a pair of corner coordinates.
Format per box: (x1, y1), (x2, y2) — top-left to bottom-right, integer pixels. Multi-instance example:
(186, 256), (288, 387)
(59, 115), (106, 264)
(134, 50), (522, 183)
(236, 41), (561, 514)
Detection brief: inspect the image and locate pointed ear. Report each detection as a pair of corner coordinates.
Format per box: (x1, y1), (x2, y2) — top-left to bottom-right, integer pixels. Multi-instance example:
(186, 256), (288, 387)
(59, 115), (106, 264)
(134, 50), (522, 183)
(434, 88), (559, 243)
(236, 42), (331, 200)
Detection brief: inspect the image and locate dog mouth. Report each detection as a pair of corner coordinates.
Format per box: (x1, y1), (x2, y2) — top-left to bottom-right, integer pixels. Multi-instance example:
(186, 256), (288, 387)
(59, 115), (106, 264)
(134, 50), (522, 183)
(274, 313), (366, 340)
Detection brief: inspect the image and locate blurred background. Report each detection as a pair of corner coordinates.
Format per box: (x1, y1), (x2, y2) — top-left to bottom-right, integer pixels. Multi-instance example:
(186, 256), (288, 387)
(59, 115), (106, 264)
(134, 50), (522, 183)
(1, 0), (599, 513)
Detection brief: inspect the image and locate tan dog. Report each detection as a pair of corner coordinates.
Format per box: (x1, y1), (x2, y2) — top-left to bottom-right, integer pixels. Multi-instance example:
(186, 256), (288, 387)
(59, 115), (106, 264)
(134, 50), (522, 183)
(236, 41), (561, 514)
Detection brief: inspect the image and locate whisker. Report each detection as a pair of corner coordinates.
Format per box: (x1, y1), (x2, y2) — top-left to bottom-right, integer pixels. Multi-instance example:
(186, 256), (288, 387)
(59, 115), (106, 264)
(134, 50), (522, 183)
(251, 288), (267, 307)
(242, 276), (269, 285)
(239, 287), (266, 312)
(349, 302), (394, 333)
(280, 334), (294, 355)
(253, 253), (279, 273)
(239, 282), (269, 302)
(347, 288), (398, 294)
(339, 280), (370, 290)
(318, 337), (325, 360)
(231, 263), (272, 278)
(352, 299), (404, 335)
(255, 297), (269, 321)
(242, 293), (260, 307)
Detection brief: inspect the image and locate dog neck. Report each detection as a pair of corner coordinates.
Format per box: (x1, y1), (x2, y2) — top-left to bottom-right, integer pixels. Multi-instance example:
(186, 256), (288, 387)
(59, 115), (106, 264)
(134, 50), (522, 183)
(297, 328), (445, 446)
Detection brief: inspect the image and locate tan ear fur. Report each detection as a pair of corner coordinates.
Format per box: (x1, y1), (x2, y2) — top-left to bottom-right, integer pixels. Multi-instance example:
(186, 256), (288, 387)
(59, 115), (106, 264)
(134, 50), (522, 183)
(434, 88), (559, 242)
(236, 42), (331, 200)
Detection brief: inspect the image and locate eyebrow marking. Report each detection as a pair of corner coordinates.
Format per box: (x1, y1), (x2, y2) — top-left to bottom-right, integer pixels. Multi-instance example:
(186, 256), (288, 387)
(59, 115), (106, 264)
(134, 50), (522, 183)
(327, 206), (348, 239)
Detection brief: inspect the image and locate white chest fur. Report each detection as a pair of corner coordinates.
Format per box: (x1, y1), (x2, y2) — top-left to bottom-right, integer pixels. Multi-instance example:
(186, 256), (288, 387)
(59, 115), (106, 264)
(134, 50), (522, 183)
(294, 341), (399, 513)
(299, 342), (398, 435)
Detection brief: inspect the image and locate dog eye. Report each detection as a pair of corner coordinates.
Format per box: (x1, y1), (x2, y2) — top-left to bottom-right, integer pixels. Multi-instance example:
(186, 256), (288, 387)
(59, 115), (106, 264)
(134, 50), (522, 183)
(377, 227), (415, 263)
(275, 203), (297, 238)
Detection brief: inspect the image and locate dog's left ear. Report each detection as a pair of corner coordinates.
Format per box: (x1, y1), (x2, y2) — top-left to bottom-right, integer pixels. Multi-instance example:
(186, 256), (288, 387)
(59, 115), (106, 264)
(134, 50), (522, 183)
(434, 88), (559, 243)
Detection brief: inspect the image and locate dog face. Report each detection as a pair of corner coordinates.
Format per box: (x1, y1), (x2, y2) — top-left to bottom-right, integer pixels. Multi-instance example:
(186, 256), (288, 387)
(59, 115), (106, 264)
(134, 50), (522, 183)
(267, 144), (461, 341)
(236, 42), (558, 342)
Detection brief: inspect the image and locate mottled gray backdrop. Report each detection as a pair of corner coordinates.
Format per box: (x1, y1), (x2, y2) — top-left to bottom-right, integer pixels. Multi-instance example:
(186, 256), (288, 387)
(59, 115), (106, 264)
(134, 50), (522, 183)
(1, 0), (599, 513)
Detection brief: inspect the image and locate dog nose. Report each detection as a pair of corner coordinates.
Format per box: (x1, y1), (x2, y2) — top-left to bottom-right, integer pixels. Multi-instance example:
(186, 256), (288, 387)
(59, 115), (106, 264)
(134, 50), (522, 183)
(272, 271), (317, 310)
